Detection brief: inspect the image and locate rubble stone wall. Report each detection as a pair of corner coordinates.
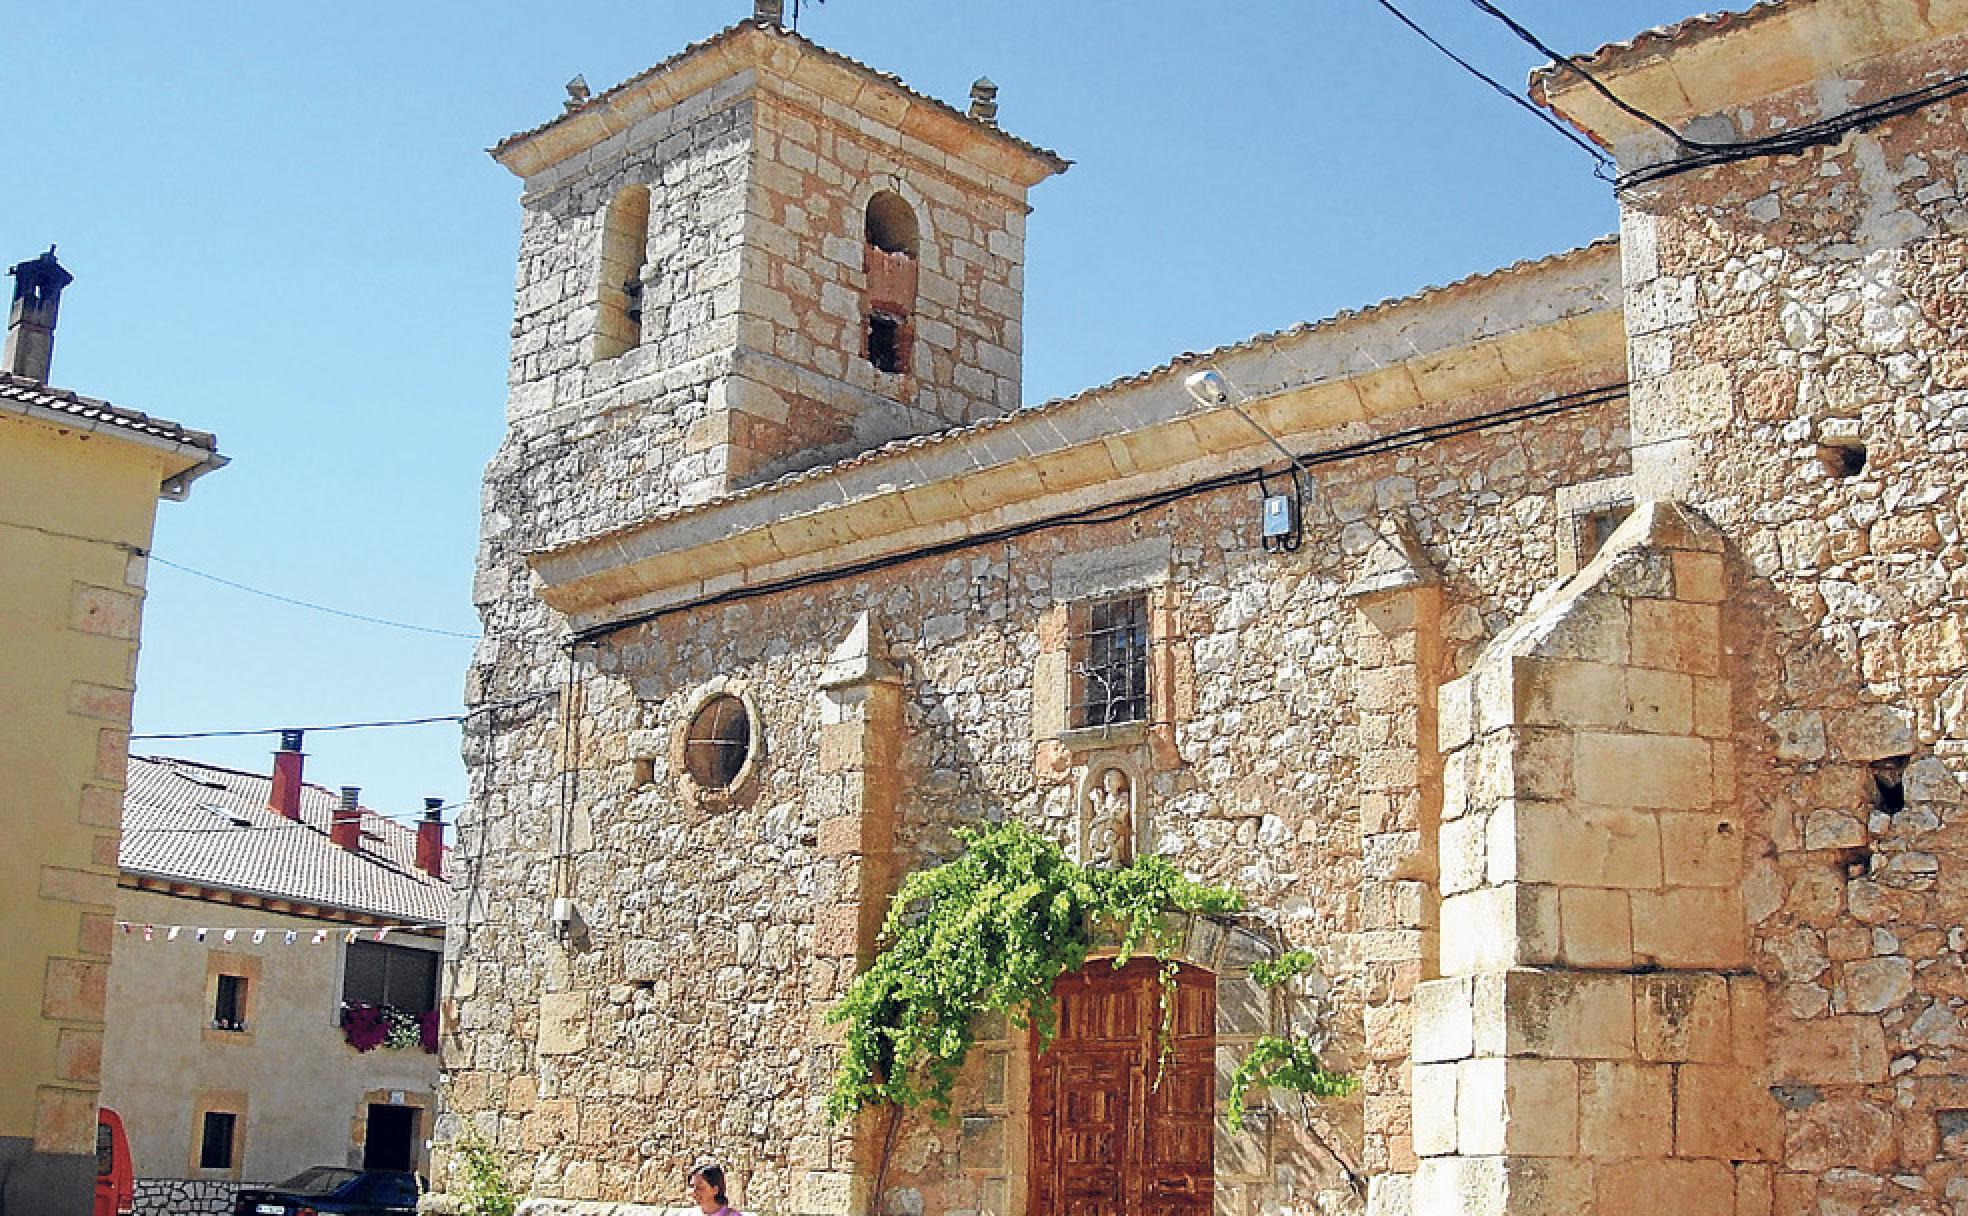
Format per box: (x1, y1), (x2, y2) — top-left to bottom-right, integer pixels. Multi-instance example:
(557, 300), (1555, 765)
(1607, 35), (1968, 1216)
(448, 360), (1630, 1216)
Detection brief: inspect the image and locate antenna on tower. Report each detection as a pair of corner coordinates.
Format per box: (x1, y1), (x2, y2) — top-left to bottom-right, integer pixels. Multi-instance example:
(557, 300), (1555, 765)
(789, 0), (823, 32)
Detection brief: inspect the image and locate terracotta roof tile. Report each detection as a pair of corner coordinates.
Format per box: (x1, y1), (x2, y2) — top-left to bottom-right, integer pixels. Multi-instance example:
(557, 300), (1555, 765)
(120, 755), (449, 925)
(1531, 2), (1792, 88)
(0, 370), (219, 452)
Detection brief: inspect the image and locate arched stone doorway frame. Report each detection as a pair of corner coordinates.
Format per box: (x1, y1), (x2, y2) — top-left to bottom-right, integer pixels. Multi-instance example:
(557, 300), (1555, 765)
(972, 915), (1289, 1216)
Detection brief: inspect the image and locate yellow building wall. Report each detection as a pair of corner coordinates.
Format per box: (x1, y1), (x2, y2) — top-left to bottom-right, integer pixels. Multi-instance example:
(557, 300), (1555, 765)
(0, 413), (173, 1188)
(100, 890), (441, 1187)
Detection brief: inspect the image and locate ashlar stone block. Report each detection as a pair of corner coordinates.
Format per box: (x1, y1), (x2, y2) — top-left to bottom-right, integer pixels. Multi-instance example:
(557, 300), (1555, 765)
(1770, 1015), (1888, 1084)
(1413, 978), (1475, 1064)
(1501, 800), (1661, 889)
(1501, 970), (1635, 1060)
(1573, 732), (1712, 810)
(1634, 974), (1731, 1063)
(1576, 1061), (1671, 1158)
(1456, 1057), (1578, 1158)
(1516, 658), (1625, 730)
(1675, 1064), (1780, 1162)
(1441, 884), (1559, 976)
(1411, 1063), (1459, 1158)
(1631, 888), (1745, 969)
(1657, 812), (1739, 887)
(1557, 887), (1632, 969)
(537, 992), (590, 1055)
(1593, 1158), (1733, 1216)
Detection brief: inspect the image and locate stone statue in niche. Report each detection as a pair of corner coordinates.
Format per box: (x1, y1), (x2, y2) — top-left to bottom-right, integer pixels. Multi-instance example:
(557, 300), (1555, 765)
(1083, 767), (1136, 867)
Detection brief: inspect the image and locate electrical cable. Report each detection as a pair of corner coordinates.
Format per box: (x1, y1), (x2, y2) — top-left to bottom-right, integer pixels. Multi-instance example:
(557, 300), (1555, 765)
(567, 381), (1629, 646)
(129, 689), (559, 741)
(147, 554), (482, 641)
(122, 798), (468, 835)
(1464, 0), (1706, 151)
(1616, 71), (1968, 190)
(1367, 0), (1615, 176)
(1462, 0), (1968, 191)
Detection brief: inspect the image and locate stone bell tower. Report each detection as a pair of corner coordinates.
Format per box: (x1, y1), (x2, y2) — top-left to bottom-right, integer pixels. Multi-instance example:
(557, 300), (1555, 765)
(488, 11), (1066, 516)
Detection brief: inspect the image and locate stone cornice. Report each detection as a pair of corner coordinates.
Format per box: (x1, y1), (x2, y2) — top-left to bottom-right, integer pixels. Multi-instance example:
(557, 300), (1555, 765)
(530, 242), (1626, 633)
(1534, 0), (1968, 158)
(493, 21), (1067, 189)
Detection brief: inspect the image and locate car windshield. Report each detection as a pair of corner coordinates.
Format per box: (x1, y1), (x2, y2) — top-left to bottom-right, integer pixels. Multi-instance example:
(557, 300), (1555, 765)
(276, 1167), (360, 1195)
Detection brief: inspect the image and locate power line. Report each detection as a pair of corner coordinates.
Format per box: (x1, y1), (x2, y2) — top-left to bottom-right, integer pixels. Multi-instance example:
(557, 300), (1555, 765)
(1367, 0), (1614, 176)
(1464, 0), (1704, 151)
(134, 714), (464, 741)
(1616, 70), (1968, 190)
(568, 381), (1630, 645)
(1462, 0), (1968, 191)
(147, 554), (482, 640)
(130, 690), (559, 741)
(122, 799), (469, 835)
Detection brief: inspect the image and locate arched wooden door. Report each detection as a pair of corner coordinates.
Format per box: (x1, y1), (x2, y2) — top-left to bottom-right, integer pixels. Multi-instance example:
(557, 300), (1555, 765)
(1030, 958), (1215, 1216)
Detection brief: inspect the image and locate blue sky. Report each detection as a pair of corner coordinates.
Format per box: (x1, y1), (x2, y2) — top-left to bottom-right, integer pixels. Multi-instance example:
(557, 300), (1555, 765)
(3, 1), (1699, 822)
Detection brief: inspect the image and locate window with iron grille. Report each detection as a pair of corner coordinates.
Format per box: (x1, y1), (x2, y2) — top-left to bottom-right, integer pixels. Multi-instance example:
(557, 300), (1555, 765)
(1071, 595), (1149, 728)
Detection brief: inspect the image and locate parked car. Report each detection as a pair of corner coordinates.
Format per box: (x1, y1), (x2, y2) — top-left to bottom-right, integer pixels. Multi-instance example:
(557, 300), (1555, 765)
(94, 1107), (133, 1216)
(232, 1168), (421, 1216)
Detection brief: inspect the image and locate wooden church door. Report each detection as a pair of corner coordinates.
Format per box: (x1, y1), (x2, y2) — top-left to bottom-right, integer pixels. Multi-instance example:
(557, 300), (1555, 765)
(1030, 958), (1216, 1216)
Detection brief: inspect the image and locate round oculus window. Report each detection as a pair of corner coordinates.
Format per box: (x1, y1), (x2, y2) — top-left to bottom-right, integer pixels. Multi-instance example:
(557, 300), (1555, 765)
(683, 694), (752, 790)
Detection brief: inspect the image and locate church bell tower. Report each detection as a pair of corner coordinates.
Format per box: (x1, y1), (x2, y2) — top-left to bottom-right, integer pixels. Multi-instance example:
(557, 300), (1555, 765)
(489, 10), (1067, 512)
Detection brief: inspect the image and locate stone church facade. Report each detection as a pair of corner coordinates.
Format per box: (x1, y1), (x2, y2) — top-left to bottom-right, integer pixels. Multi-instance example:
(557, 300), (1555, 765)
(441, 3), (1968, 1214)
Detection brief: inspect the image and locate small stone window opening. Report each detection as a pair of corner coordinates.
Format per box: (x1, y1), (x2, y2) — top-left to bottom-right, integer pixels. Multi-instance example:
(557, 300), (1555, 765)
(863, 191), (919, 380)
(867, 312), (908, 375)
(1576, 504), (1633, 567)
(1818, 439), (1868, 479)
(198, 1111), (237, 1170)
(595, 184), (652, 361)
(865, 191), (919, 256)
(633, 756), (658, 788)
(684, 694), (752, 790)
(1071, 594), (1150, 729)
(213, 974), (248, 1032)
(1870, 755), (1909, 814)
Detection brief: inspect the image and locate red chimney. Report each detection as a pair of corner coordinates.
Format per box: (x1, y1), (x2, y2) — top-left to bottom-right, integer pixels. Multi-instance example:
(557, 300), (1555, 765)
(331, 786), (362, 851)
(269, 729), (305, 820)
(416, 797), (444, 880)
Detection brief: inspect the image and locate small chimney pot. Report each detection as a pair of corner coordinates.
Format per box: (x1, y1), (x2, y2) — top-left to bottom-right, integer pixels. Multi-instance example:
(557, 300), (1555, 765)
(331, 786), (362, 851)
(968, 78), (1000, 125)
(416, 797), (446, 880)
(753, 0), (785, 27)
(269, 730), (305, 821)
(5, 247), (74, 384)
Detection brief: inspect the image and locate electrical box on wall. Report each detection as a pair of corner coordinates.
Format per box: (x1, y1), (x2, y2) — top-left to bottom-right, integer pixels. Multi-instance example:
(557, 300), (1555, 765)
(1261, 492), (1301, 552)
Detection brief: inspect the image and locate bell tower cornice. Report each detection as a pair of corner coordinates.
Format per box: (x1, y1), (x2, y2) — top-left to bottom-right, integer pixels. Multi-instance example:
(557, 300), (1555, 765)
(491, 20), (1068, 190)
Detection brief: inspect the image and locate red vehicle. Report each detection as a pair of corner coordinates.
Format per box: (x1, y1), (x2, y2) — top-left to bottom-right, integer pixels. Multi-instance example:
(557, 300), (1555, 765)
(94, 1107), (134, 1216)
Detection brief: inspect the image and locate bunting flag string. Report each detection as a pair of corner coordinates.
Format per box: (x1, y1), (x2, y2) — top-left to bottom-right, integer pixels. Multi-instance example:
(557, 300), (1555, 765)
(117, 920), (443, 942)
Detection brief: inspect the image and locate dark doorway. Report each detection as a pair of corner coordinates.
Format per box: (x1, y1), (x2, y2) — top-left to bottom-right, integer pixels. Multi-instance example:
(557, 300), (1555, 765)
(1030, 958), (1215, 1216)
(363, 1104), (418, 1172)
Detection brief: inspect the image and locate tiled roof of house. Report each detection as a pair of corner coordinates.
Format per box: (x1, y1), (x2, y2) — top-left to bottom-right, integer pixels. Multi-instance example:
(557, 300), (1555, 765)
(0, 370), (220, 452)
(493, 17), (1068, 173)
(120, 755), (449, 925)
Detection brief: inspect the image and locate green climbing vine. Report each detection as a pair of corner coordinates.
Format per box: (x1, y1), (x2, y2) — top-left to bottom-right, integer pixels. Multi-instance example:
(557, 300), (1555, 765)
(1225, 950), (1359, 1132)
(825, 820), (1240, 1119)
(826, 818), (1358, 1135)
